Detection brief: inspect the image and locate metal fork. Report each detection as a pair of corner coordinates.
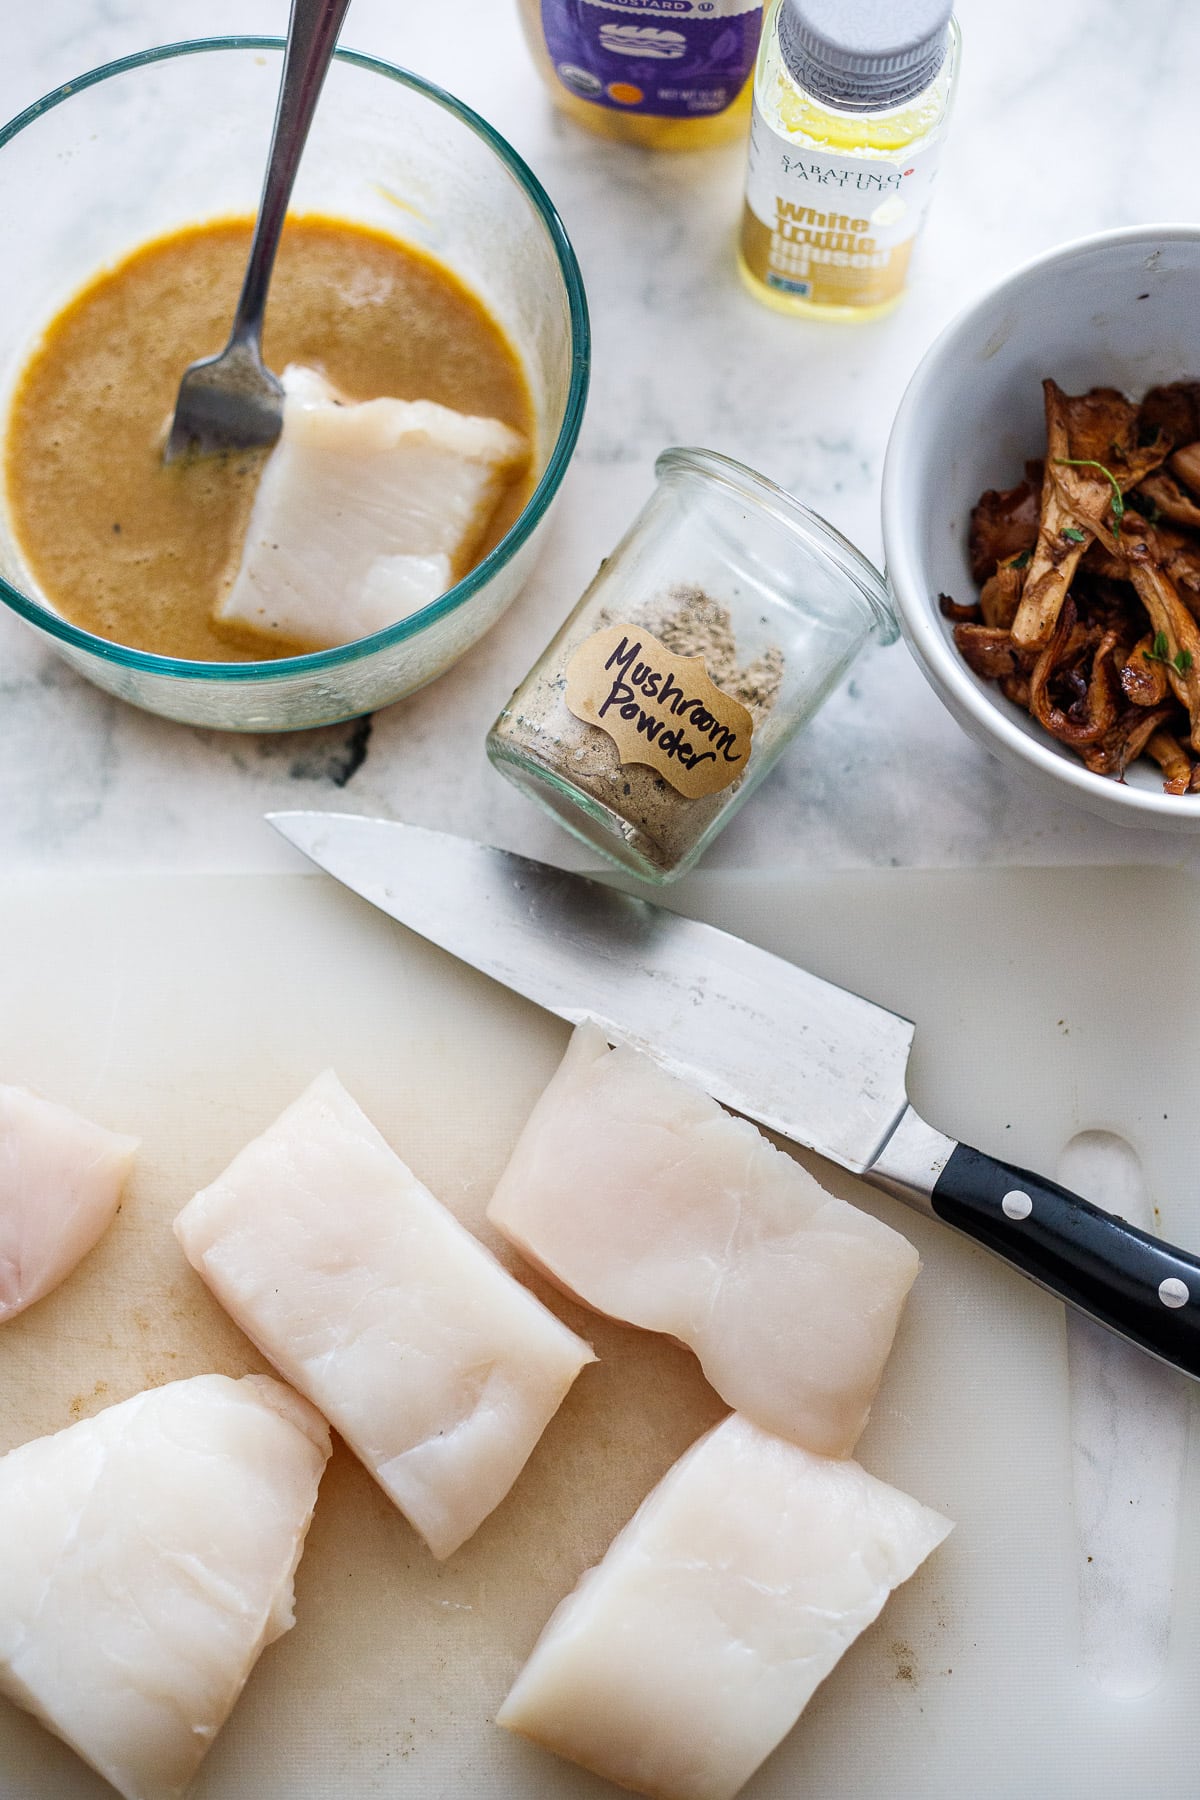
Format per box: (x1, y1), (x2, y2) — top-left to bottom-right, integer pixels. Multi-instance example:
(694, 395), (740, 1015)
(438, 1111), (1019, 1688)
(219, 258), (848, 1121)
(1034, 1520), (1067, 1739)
(164, 0), (352, 463)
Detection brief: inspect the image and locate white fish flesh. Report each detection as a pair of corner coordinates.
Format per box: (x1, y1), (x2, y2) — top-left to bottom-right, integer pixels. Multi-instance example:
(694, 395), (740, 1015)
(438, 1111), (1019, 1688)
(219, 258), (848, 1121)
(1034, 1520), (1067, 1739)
(216, 364), (526, 648)
(487, 1025), (919, 1458)
(0, 1083), (138, 1324)
(174, 1069), (594, 1559)
(0, 1372), (330, 1800)
(498, 1412), (952, 1800)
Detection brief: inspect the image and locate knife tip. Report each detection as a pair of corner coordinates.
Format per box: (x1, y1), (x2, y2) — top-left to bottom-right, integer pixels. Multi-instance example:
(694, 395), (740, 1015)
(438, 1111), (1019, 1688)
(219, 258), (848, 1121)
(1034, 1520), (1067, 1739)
(265, 810), (329, 860)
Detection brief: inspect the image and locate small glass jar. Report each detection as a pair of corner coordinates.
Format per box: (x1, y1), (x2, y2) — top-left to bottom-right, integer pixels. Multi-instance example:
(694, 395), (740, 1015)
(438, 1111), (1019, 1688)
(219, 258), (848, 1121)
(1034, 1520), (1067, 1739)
(487, 447), (896, 882)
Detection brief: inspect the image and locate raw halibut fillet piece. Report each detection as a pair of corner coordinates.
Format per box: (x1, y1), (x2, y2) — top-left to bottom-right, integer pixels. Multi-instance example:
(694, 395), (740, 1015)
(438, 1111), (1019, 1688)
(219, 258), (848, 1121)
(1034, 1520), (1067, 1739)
(0, 1082), (138, 1323)
(216, 364), (526, 648)
(175, 1069), (595, 1559)
(487, 1025), (919, 1457)
(0, 1372), (330, 1800)
(498, 1413), (952, 1800)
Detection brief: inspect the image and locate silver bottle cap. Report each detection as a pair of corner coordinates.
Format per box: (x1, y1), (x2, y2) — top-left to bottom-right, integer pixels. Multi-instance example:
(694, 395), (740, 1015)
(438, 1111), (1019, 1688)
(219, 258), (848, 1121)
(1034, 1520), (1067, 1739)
(778, 0), (953, 112)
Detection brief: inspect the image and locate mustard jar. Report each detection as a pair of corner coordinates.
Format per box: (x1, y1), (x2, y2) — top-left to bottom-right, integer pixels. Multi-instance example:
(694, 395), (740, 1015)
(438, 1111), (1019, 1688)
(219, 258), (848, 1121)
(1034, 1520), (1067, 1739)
(487, 447), (896, 881)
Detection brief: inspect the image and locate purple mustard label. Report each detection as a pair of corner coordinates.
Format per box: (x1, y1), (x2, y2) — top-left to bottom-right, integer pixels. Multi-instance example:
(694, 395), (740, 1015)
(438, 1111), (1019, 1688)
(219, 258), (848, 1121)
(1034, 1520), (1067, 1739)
(541, 0), (761, 118)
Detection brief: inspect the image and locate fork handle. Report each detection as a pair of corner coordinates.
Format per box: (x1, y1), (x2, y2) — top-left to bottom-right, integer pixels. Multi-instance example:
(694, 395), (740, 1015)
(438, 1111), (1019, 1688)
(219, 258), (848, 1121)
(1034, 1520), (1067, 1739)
(231, 0), (352, 349)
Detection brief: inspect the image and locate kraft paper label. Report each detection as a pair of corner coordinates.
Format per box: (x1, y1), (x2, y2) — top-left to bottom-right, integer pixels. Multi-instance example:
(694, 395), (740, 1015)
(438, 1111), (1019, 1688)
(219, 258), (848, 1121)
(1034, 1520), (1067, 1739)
(564, 623), (754, 799)
(741, 104), (943, 308)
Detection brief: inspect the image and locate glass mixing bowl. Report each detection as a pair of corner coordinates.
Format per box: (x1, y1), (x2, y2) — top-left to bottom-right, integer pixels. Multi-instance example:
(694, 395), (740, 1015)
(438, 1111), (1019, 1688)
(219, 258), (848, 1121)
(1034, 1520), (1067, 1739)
(0, 40), (589, 730)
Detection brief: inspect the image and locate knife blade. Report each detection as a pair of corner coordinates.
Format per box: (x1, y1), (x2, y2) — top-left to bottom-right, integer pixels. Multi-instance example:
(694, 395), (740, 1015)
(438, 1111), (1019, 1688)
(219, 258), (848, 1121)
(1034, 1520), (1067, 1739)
(268, 812), (1200, 1380)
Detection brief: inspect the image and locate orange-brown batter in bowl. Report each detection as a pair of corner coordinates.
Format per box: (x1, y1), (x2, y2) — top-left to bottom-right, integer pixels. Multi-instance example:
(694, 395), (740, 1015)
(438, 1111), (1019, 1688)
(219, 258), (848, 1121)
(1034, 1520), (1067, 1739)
(4, 216), (533, 662)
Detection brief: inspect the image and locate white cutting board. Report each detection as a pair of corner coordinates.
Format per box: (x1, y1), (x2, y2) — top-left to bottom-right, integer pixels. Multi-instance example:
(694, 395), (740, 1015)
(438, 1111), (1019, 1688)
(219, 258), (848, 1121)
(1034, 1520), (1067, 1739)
(0, 865), (1197, 1800)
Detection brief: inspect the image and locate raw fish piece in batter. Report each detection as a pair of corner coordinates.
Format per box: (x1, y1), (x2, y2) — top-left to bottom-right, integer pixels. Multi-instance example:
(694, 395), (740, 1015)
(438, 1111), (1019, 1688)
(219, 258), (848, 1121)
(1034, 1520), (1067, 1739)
(174, 1069), (595, 1559)
(0, 1372), (330, 1800)
(498, 1412), (952, 1800)
(216, 364), (526, 648)
(487, 1025), (919, 1458)
(0, 1083), (138, 1323)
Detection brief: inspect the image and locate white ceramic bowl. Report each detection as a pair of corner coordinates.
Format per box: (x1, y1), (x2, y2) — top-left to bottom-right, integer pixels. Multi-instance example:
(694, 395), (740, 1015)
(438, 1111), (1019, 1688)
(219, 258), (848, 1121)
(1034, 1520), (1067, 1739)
(882, 225), (1200, 828)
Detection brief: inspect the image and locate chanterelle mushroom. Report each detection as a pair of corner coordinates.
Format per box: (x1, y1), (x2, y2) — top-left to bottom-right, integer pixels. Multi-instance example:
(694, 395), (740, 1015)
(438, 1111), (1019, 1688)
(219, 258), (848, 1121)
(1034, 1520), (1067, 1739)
(1137, 469), (1200, 530)
(1011, 381), (1170, 651)
(1171, 442), (1200, 496)
(1116, 518), (1200, 750)
(948, 379), (1200, 796)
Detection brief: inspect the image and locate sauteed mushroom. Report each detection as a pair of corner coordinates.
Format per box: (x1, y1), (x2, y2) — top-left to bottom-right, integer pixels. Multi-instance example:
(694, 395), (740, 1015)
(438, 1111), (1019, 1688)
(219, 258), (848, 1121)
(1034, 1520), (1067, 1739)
(946, 380), (1200, 794)
(1171, 442), (1200, 494)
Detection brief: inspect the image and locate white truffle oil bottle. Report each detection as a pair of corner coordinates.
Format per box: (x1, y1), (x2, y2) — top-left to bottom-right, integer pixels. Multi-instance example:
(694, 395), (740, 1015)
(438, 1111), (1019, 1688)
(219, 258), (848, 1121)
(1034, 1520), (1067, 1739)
(739, 0), (960, 319)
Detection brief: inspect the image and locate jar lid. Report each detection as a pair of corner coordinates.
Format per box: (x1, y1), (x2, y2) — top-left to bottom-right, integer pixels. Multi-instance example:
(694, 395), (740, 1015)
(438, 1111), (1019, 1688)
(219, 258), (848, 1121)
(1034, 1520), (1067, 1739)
(778, 0), (953, 112)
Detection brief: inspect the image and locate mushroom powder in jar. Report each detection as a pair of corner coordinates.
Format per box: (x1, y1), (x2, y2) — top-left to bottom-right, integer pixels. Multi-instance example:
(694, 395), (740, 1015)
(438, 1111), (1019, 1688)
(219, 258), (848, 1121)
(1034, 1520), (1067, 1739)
(487, 447), (897, 882)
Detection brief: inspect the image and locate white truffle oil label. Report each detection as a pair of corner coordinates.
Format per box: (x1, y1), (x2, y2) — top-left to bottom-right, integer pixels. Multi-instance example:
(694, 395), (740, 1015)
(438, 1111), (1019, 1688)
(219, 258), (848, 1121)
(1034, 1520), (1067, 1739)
(565, 622), (754, 799)
(740, 102), (944, 308)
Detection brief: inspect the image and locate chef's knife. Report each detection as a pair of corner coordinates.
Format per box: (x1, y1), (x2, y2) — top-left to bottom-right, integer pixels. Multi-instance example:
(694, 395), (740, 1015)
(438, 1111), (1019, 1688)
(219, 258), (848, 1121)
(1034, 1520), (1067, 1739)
(268, 812), (1200, 1379)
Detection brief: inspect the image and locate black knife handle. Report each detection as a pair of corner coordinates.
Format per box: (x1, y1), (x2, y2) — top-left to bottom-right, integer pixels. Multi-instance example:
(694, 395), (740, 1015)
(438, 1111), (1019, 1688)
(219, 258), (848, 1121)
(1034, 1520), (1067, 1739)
(932, 1143), (1200, 1376)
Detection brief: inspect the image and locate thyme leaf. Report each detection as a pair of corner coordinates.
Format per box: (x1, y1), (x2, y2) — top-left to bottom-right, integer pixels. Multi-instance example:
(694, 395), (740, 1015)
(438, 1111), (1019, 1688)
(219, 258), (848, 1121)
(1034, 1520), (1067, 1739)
(1061, 526), (1087, 544)
(1143, 631), (1194, 677)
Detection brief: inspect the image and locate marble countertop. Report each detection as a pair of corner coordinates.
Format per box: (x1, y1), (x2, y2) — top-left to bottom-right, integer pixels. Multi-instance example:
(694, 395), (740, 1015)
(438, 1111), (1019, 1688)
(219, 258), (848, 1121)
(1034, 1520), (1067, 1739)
(2, 0), (1198, 880)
